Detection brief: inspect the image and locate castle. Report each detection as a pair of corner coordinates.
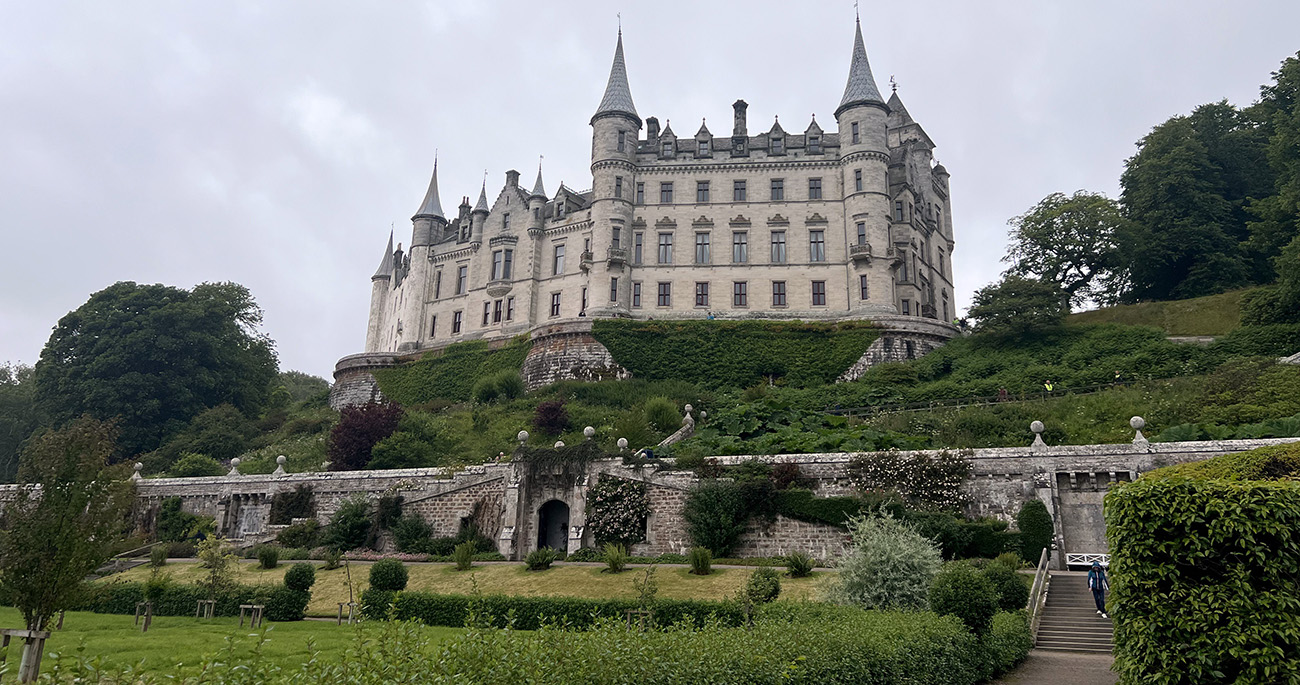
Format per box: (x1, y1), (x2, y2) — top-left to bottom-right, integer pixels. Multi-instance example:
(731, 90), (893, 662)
(360, 18), (956, 356)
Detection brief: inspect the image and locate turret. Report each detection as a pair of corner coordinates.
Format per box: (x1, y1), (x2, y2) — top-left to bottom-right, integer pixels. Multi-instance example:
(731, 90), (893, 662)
(589, 29), (641, 317)
(411, 159), (447, 247)
(399, 158), (445, 350)
(528, 163), (547, 233)
(470, 181), (489, 243)
(365, 231), (394, 352)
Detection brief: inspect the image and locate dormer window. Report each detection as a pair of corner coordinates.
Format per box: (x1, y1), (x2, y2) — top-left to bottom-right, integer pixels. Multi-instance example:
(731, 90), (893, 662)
(556, 202), (565, 219)
(808, 136), (821, 154)
(662, 141), (673, 157)
(771, 137), (784, 154)
(698, 139), (709, 156)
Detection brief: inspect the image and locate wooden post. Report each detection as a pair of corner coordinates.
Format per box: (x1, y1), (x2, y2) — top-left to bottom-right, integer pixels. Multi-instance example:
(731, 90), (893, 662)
(1, 629), (51, 683)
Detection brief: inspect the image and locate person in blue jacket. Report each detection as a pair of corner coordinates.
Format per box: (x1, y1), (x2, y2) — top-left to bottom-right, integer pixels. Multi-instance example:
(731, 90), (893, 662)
(1088, 561), (1109, 618)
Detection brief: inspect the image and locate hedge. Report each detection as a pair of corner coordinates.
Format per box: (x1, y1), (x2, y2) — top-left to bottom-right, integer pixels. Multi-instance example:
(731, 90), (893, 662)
(1147, 440), (1300, 481)
(79, 582), (309, 621)
(592, 320), (880, 389)
(372, 337), (530, 405)
(360, 589), (746, 629)
(1106, 476), (1300, 683)
(774, 489), (870, 527)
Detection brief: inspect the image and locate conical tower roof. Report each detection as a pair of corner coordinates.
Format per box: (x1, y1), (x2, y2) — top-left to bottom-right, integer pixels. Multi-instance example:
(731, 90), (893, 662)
(530, 164), (547, 199)
(413, 159), (445, 220)
(887, 91), (913, 124)
(473, 181), (489, 213)
(836, 18), (886, 117)
(373, 231), (394, 279)
(591, 31), (640, 125)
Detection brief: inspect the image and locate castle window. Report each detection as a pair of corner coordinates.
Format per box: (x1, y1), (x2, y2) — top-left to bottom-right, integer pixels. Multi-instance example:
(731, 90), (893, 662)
(612, 226), (621, 249)
(899, 252), (909, 282)
(808, 178), (822, 200)
(695, 282), (709, 307)
(657, 282), (671, 306)
(851, 121), (860, 144)
(504, 249), (513, 278)
(452, 311), (463, 333)
(584, 237), (591, 253)
(894, 201), (904, 221)
(732, 231), (748, 263)
(556, 202), (565, 219)
(942, 293), (949, 322)
(772, 281), (787, 306)
(434, 271), (442, 299)
(901, 299), (910, 315)
(492, 251), (503, 279)
(632, 282), (642, 307)
(617, 131), (626, 152)
(506, 297), (515, 321)
(610, 277), (618, 302)
(482, 302), (490, 326)
(658, 233), (673, 264)
(771, 230), (787, 263)
(430, 315), (437, 337)
(582, 286), (588, 313)
(553, 244), (565, 275)
(854, 169), (863, 192)
(809, 230), (826, 262)
(856, 222), (867, 245)
(491, 249), (513, 280)
(808, 136), (821, 154)
(938, 249), (945, 276)
(456, 265), (467, 295)
(662, 140), (673, 157)
(493, 299), (503, 324)
(695, 233), (711, 264)
(533, 207), (539, 220)
(906, 341), (915, 359)
(733, 281), (747, 307)
(503, 212), (510, 230)
(698, 139), (709, 156)
(634, 232), (644, 263)
(811, 280), (827, 306)
(696, 181), (710, 203)
(550, 292), (561, 317)
(636, 182), (645, 204)
(771, 136), (783, 154)
(733, 180), (747, 202)
(615, 176), (623, 199)
(660, 182), (673, 204)
(860, 275), (869, 300)
(770, 179), (784, 201)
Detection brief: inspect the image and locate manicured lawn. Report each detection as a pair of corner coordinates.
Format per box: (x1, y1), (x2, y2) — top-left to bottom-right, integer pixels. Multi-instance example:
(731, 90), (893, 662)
(0, 607), (461, 675)
(108, 560), (832, 616)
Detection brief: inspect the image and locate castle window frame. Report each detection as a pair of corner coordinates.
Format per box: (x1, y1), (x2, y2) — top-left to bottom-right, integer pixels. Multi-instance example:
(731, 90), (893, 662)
(854, 169), (863, 192)
(733, 281), (748, 307)
(550, 292), (561, 317)
(636, 182), (645, 204)
(856, 222), (867, 245)
(732, 231), (748, 263)
(733, 179), (747, 202)
(657, 282), (672, 307)
(434, 270), (442, 299)
(612, 226), (621, 249)
(581, 287), (588, 313)
(482, 301), (491, 326)
(493, 299), (503, 324)
(694, 232), (711, 264)
(492, 251), (504, 280)
(610, 277), (618, 302)
(617, 131), (627, 152)
(894, 201), (904, 222)
(851, 121), (860, 144)
(770, 178), (784, 201)
(695, 282), (709, 307)
(430, 314), (437, 337)
(662, 140), (674, 157)
(901, 298), (910, 315)
(698, 139), (710, 156)
(660, 182), (673, 204)
(615, 176), (623, 199)
(503, 212), (510, 230)
(456, 265), (468, 295)
(808, 135), (821, 154)
(632, 281), (642, 307)
(899, 252), (909, 282)
(506, 297), (515, 321)
(808, 178), (822, 200)
(809, 230), (826, 262)
(811, 280), (827, 306)
(634, 232), (644, 264)
(772, 281), (787, 307)
(770, 230), (787, 263)
(657, 232), (674, 264)
(860, 275), (869, 300)
(553, 244), (565, 275)
(938, 249), (945, 276)
(556, 201), (565, 219)
(770, 136), (784, 155)
(696, 180), (710, 203)
(452, 310), (463, 333)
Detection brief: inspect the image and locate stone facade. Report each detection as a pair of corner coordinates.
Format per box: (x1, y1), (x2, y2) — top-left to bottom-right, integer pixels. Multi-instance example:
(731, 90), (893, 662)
(520, 321), (630, 390)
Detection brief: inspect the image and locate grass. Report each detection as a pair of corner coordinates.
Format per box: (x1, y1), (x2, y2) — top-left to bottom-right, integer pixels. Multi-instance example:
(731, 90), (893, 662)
(109, 560), (831, 616)
(0, 607), (461, 675)
(1066, 288), (1252, 336)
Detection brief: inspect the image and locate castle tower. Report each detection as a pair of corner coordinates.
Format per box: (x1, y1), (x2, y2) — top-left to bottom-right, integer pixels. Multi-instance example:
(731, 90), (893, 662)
(365, 231), (394, 352)
(400, 160), (445, 349)
(587, 29), (641, 316)
(835, 17), (895, 315)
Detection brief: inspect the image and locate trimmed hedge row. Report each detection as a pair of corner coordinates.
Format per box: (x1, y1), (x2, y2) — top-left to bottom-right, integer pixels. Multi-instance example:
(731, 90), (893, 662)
(360, 589), (746, 629)
(372, 337), (530, 405)
(1147, 440), (1300, 480)
(1106, 475), (1300, 682)
(79, 582), (309, 622)
(592, 320), (881, 389)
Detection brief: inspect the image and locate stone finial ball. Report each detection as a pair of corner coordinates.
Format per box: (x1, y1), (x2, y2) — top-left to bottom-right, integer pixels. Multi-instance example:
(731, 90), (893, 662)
(1030, 421), (1044, 434)
(554, 440), (565, 448)
(230, 458), (241, 467)
(1130, 416), (1146, 430)
(617, 437), (629, 449)
(684, 404), (693, 413)
(700, 410), (708, 420)
(276, 455), (287, 466)
(134, 462), (143, 471)
(584, 426), (596, 439)
(517, 430), (529, 443)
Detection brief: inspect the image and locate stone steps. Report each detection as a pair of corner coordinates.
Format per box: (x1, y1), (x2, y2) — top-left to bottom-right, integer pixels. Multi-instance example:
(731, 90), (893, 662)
(1035, 572), (1113, 653)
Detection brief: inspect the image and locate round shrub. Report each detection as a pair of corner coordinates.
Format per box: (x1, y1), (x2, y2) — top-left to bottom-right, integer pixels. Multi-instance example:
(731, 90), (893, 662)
(828, 514), (941, 611)
(643, 397), (680, 433)
(494, 370), (525, 400)
(369, 559), (409, 591)
(263, 586), (310, 622)
(276, 520), (321, 549)
(566, 547), (601, 563)
(257, 545), (280, 570)
(532, 400), (570, 435)
(745, 567), (781, 604)
(929, 563), (999, 634)
(284, 562), (317, 592)
(472, 376), (500, 404)
(983, 564), (1030, 612)
(169, 452), (225, 478)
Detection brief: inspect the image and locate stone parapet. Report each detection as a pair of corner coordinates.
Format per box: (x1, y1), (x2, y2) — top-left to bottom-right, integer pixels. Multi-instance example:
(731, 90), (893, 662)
(521, 320), (630, 390)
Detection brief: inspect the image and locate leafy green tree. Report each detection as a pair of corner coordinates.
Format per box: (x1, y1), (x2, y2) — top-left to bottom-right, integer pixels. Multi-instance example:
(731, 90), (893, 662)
(328, 401), (403, 471)
(34, 282), (278, 458)
(0, 418), (135, 630)
(368, 412), (454, 470)
(277, 371), (330, 404)
(0, 363), (43, 483)
(1016, 499), (1054, 564)
(1244, 52), (1300, 283)
(1003, 191), (1127, 307)
(967, 275), (1068, 335)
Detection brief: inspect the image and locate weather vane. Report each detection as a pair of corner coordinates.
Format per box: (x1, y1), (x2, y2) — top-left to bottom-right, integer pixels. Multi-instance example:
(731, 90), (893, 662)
(890, 75), (897, 93)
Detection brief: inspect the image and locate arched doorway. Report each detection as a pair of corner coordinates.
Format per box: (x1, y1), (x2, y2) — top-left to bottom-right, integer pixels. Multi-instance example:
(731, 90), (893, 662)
(537, 500), (569, 553)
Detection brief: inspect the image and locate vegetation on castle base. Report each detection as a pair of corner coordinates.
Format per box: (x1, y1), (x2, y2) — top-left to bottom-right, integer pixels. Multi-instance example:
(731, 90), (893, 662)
(1067, 288), (1251, 335)
(1106, 443), (1300, 684)
(372, 337), (530, 405)
(592, 320), (880, 389)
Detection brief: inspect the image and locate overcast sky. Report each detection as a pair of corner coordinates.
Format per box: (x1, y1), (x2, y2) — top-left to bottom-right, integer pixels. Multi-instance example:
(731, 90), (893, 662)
(2, 1), (1298, 380)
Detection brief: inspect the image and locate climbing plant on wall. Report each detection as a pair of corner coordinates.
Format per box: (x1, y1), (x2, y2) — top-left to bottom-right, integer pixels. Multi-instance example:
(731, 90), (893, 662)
(372, 337), (530, 405)
(847, 449), (973, 510)
(585, 477), (650, 547)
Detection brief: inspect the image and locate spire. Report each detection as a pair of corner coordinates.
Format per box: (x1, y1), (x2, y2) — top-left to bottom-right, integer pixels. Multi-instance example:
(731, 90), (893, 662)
(413, 157), (445, 220)
(591, 30), (640, 125)
(372, 231), (394, 279)
(473, 180), (489, 213)
(836, 17), (886, 117)
(887, 91), (913, 124)
(530, 161), (547, 199)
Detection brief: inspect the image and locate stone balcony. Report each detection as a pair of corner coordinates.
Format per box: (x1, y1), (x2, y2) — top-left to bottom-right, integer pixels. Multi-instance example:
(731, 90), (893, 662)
(606, 247), (628, 264)
(580, 250), (595, 271)
(849, 243), (873, 263)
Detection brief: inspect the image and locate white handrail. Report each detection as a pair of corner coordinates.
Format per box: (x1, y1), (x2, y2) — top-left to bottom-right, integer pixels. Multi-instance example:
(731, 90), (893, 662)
(1065, 553), (1110, 568)
(1027, 546), (1050, 644)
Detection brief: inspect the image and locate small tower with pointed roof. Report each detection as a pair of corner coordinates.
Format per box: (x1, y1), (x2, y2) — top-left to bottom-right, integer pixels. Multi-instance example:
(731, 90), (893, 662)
(588, 28), (641, 317)
(365, 231), (395, 352)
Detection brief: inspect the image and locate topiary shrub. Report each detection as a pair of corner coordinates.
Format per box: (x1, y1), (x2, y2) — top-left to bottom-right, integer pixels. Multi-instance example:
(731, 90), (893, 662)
(784, 551), (814, 578)
(744, 567), (781, 604)
(929, 562), (999, 634)
(369, 559), (409, 592)
(983, 564), (1030, 612)
(263, 585), (310, 622)
(276, 520), (320, 549)
(826, 513), (941, 612)
(643, 397), (680, 433)
(688, 546), (712, 576)
(284, 562), (316, 592)
(256, 545), (280, 570)
(322, 496), (371, 551)
(532, 400), (570, 435)
(1015, 498), (1054, 564)
(525, 547), (559, 571)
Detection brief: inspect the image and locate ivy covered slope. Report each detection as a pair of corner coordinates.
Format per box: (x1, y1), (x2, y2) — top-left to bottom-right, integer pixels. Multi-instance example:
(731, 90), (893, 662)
(1105, 442), (1300, 683)
(373, 337), (530, 406)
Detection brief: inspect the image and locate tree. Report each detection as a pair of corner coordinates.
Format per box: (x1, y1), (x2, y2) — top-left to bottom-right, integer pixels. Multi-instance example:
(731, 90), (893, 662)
(1016, 499), (1054, 564)
(328, 400), (403, 471)
(967, 276), (1068, 335)
(1245, 52), (1300, 282)
(0, 364), (43, 484)
(277, 370), (331, 404)
(826, 513), (942, 611)
(1003, 191), (1127, 307)
(34, 282), (278, 458)
(0, 418), (135, 631)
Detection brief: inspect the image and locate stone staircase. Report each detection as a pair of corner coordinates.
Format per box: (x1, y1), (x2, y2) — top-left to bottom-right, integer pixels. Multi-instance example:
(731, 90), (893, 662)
(1035, 571), (1113, 653)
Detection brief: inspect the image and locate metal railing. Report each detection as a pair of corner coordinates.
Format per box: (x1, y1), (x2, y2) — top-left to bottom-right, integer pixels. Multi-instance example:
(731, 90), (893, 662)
(827, 380), (1137, 418)
(1027, 546), (1051, 645)
(1065, 553), (1110, 568)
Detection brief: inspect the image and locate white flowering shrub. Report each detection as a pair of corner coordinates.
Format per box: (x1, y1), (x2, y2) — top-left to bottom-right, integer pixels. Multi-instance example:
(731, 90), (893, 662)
(586, 477), (650, 547)
(847, 449), (972, 510)
(825, 512), (942, 611)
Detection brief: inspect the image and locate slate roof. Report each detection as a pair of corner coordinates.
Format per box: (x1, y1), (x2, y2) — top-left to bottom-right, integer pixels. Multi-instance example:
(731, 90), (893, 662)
(373, 231), (394, 279)
(592, 32), (640, 124)
(413, 160), (445, 219)
(887, 92), (913, 124)
(836, 18), (886, 116)
(473, 183), (489, 213)
(531, 166), (547, 199)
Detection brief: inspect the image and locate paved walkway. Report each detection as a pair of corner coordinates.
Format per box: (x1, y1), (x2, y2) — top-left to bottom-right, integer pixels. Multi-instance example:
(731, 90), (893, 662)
(995, 650), (1117, 685)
